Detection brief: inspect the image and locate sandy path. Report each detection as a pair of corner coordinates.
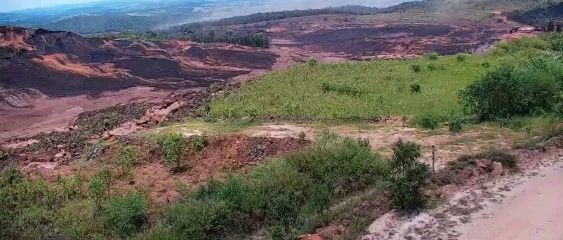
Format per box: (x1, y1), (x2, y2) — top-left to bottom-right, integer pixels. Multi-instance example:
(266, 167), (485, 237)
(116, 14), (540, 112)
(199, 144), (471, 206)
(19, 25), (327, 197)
(459, 161), (563, 240)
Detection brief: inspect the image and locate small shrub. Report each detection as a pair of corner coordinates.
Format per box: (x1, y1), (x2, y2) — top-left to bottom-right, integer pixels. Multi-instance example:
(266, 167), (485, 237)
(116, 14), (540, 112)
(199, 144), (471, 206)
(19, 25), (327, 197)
(411, 64), (421, 72)
(389, 140), (429, 212)
(192, 135), (208, 151)
(456, 53), (468, 62)
(416, 114), (440, 130)
(115, 145), (139, 177)
(88, 167), (111, 208)
(0, 165), (22, 187)
(356, 138), (370, 148)
(101, 192), (149, 238)
(0, 148), (8, 161)
(481, 62), (491, 68)
(427, 63), (437, 71)
(426, 52), (440, 60)
(164, 198), (230, 239)
(298, 132), (307, 141)
(55, 200), (104, 239)
(162, 133), (186, 169)
(287, 133), (387, 196)
(448, 116), (464, 133)
(410, 84), (421, 93)
(308, 59), (318, 67)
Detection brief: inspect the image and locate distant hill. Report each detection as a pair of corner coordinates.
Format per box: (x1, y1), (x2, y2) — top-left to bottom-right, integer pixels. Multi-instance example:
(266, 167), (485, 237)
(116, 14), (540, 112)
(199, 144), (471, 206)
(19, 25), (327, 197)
(0, 0), (404, 34)
(508, 2), (563, 26)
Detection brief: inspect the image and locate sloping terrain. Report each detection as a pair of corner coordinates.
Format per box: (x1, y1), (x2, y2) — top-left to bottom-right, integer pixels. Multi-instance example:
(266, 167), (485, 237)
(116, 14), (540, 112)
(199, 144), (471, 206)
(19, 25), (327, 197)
(0, 26), (278, 98)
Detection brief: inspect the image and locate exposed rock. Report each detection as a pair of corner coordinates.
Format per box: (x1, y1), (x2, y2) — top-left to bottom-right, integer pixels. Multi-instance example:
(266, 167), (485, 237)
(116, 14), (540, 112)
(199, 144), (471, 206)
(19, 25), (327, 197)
(54, 149), (69, 160)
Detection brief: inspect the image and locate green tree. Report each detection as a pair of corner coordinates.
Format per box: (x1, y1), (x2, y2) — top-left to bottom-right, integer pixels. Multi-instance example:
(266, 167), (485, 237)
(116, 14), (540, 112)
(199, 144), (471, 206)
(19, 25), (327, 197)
(389, 140), (429, 212)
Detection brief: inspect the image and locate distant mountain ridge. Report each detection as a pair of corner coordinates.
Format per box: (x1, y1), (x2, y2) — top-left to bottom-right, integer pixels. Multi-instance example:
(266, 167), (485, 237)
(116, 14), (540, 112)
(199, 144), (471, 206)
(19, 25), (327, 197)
(0, 0), (409, 34)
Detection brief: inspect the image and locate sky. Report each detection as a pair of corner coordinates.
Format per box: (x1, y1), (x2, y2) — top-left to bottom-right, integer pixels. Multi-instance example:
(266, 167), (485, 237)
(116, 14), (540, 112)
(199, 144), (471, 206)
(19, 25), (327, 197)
(0, 0), (102, 12)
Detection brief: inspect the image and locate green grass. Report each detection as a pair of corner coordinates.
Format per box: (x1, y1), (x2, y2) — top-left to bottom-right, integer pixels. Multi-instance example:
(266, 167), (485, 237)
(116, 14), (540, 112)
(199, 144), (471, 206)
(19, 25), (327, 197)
(210, 55), (490, 121)
(148, 133), (388, 239)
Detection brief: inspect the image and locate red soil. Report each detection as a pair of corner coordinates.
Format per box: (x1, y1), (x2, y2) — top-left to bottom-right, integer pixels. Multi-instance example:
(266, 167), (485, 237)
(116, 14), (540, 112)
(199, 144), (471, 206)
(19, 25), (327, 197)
(21, 134), (309, 204)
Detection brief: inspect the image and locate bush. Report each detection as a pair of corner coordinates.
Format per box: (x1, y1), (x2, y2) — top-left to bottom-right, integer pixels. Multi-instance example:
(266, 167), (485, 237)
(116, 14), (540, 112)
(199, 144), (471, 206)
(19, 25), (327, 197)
(55, 200), (104, 239)
(308, 59), (318, 67)
(427, 63), (437, 71)
(115, 145), (139, 177)
(192, 135), (209, 151)
(410, 84), (421, 93)
(388, 140), (429, 212)
(0, 167), (83, 239)
(101, 192), (149, 238)
(461, 58), (562, 121)
(416, 114), (440, 130)
(164, 198), (230, 239)
(0, 148), (8, 161)
(298, 131), (307, 141)
(88, 167), (111, 208)
(456, 53), (468, 62)
(448, 116), (464, 133)
(426, 52), (440, 60)
(287, 133), (387, 196)
(411, 64), (421, 72)
(162, 133), (186, 169)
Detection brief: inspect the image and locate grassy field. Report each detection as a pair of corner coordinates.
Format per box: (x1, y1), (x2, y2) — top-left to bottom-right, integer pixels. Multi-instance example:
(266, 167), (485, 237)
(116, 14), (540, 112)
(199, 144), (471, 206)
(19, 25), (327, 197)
(210, 54), (492, 122)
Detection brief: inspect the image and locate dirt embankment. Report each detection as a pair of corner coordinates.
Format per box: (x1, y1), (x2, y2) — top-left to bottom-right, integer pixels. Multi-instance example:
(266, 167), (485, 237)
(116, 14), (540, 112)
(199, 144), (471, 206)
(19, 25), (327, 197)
(362, 139), (563, 240)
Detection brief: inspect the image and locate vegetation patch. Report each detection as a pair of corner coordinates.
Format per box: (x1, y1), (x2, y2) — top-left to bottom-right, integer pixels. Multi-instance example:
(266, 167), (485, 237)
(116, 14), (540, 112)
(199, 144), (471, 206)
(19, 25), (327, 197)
(101, 192), (149, 238)
(388, 140), (429, 212)
(162, 133), (187, 172)
(210, 55), (486, 122)
(148, 133), (388, 239)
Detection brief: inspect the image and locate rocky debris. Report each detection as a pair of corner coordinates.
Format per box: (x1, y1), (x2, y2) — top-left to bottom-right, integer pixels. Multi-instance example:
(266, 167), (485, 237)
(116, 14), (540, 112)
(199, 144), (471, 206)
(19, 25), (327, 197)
(54, 149), (70, 160)
(138, 101), (187, 125)
(2, 139), (39, 149)
(101, 99), (187, 139)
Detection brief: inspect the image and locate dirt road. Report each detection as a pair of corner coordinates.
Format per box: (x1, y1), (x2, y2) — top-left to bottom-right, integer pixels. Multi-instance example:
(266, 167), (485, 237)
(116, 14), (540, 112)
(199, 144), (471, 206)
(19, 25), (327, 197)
(459, 160), (563, 240)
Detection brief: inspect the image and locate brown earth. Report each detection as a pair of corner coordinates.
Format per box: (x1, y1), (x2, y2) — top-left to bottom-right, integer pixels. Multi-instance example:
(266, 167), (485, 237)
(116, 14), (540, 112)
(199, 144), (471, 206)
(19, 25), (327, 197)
(20, 134), (309, 204)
